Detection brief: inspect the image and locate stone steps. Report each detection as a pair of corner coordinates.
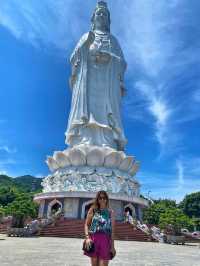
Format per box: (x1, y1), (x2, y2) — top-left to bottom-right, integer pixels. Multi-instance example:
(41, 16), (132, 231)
(39, 219), (151, 242)
(0, 224), (9, 234)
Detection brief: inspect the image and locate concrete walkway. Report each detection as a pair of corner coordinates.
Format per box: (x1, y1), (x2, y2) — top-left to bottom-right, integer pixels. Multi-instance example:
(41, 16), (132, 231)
(0, 235), (199, 266)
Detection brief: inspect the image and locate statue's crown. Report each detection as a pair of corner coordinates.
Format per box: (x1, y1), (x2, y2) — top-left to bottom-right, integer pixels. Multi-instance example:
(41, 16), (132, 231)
(97, 1), (108, 9)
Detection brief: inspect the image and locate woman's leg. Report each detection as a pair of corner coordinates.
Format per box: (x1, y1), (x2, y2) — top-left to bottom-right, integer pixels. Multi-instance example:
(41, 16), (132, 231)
(91, 257), (98, 266)
(98, 260), (109, 266)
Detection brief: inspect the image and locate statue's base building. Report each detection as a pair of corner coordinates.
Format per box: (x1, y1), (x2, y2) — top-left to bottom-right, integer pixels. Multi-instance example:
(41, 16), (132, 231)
(34, 145), (148, 220)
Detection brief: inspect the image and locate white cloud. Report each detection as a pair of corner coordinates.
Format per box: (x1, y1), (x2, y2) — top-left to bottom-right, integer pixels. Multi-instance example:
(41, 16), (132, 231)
(0, 170), (7, 175)
(0, 159), (16, 166)
(180, 157), (200, 177)
(117, 0), (200, 157)
(131, 80), (174, 154)
(35, 173), (44, 178)
(0, 146), (17, 154)
(139, 155), (200, 201)
(176, 160), (184, 189)
(139, 166), (200, 202)
(0, 0), (91, 54)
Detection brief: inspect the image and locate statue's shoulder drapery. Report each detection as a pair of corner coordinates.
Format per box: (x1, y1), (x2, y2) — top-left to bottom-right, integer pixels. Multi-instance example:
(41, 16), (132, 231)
(70, 32), (93, 64)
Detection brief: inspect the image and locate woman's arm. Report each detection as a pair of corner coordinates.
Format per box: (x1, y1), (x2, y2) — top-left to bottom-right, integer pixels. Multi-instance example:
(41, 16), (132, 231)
(111, 209), (115, 249)
(84, 207), (93, 240)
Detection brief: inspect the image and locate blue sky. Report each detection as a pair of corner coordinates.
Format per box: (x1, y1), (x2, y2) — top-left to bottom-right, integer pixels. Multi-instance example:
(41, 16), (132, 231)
(0, 0), (199, 202)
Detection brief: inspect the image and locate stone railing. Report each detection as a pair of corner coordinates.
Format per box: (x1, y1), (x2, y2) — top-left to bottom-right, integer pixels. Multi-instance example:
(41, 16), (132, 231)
(7, 212), (64, 237)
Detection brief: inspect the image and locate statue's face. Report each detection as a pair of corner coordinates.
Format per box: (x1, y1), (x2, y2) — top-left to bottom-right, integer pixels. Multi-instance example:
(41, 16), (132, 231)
(94, 8), (110, 31)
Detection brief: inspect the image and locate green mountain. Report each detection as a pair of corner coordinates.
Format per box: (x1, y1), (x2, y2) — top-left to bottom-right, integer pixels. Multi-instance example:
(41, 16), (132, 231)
(0, 175), (43, 192)
(13, 175), (43, 192)
(0, 175), (42, 207)
(0, 175), (13, 187)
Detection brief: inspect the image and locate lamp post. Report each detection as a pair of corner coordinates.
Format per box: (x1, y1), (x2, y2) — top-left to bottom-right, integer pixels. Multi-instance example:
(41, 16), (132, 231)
(147, 190), (151, 199)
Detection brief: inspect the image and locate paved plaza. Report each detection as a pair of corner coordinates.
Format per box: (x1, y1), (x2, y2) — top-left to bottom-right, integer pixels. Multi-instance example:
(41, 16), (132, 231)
(0, 235), (199, 266)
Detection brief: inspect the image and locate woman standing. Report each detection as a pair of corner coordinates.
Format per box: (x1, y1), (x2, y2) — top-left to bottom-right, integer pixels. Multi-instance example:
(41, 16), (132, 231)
(84, 191), (116, 266)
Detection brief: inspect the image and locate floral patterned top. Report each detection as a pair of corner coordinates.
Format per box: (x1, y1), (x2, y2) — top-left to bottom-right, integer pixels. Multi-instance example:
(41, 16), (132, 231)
(89, 208), (112, 235)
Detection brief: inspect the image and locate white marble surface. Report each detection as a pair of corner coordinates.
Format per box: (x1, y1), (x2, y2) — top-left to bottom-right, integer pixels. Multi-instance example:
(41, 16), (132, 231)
(64, 198), (79, 218)
(65, 1), (127, 150)
(34, 191), (148, 207)
(41, 168), (140, 198)
(46, 146), (140, 177)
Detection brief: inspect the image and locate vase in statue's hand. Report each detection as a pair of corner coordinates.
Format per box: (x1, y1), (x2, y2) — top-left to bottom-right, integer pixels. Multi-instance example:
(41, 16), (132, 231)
(89, 45), (111, 64)
(96, 51), (111, 64)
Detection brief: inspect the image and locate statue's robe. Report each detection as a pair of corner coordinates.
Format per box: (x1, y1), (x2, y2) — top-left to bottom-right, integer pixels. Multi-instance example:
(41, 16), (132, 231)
(65, 31), (127, 151)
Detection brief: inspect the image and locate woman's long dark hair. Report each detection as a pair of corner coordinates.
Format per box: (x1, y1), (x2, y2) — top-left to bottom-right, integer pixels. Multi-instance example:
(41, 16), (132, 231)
(92, 190), (109, 210)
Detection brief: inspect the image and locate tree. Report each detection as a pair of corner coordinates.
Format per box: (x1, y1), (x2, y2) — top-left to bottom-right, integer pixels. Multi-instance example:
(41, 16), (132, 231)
(154, 199), (176, 208)
(143, 199), (177, 225)
(159, 208), (193, 234)
(179, 192), (200, 218)
(5, 193), (39, 228)
(0, 205), (5, 222)
(192, 217), (200, 231)
(0, 186), (18, 207)
(0, 175), (13, 187)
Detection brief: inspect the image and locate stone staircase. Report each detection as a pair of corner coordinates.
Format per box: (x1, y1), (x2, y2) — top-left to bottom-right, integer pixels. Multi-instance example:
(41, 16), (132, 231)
(0, 222), (10, 234)
(39, 219), (151, 242)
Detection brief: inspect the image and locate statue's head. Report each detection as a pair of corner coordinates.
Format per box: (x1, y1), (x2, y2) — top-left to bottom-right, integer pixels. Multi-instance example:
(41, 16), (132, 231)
(91, 1), (111, 32)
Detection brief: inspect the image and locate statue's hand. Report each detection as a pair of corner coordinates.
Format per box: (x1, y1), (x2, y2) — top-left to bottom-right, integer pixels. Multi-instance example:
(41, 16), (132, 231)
(87, 31), (95, 46)
(95, 51), (111, 64)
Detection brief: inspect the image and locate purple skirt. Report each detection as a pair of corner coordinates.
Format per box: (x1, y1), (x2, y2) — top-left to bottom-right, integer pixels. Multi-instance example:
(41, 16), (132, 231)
(84, 232), (112, 260)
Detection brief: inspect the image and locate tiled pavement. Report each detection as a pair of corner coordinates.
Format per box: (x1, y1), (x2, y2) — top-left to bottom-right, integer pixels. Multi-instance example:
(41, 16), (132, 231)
(0, 235), (199, 266)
